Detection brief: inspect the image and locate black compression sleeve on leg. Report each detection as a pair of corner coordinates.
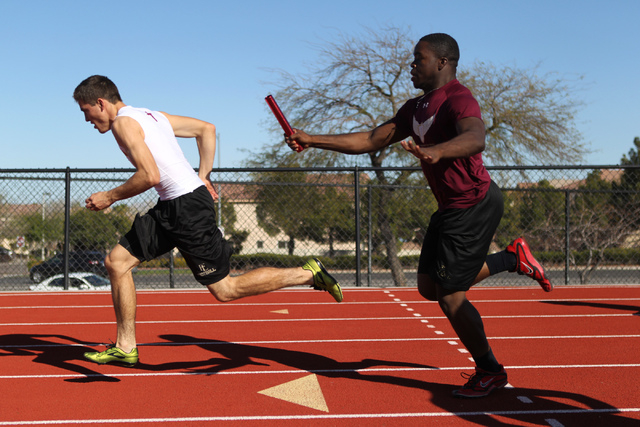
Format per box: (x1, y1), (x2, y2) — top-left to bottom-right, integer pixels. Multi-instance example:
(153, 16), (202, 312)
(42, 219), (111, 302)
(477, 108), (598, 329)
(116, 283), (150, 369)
(473, 348), (502, 372)
(485, 251), (517, 275)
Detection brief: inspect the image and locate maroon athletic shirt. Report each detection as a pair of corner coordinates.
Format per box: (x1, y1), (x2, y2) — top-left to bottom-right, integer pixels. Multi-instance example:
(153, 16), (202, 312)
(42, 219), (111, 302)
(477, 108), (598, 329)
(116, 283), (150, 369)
(393, 79), (491, 210)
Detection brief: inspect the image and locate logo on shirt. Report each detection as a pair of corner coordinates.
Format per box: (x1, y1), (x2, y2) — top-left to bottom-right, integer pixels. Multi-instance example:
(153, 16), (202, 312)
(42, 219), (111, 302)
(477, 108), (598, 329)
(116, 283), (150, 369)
(413, 114), (435, 144)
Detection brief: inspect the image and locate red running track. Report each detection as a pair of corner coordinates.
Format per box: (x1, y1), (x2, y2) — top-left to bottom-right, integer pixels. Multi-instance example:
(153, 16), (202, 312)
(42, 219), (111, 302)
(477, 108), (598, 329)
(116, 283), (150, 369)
(0, 285), (639, 426)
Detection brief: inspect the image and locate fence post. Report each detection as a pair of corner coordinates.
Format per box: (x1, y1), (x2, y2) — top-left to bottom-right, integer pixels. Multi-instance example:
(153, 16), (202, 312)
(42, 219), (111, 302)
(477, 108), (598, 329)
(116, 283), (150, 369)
(63, 167), (71, 290)
(354, 167), (361, 287)
(169, 250), (175, 288)
(368, 183), (372, 287)
(565, 190), (570, 285)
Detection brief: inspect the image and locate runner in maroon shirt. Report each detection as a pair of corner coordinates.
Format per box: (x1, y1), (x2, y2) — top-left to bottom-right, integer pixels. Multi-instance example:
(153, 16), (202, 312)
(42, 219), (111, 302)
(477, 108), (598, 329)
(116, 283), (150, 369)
(287, 33), (552, 398)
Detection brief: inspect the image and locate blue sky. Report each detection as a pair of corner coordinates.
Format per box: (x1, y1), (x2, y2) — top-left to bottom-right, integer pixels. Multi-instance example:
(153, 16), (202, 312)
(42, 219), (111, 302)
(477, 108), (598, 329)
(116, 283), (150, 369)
(1, 0), (638, 169)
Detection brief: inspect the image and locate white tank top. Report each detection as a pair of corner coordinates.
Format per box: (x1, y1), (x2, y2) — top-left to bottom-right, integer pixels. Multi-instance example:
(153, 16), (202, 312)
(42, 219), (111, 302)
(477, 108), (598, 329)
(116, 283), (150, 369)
(116, 106), (204, 201)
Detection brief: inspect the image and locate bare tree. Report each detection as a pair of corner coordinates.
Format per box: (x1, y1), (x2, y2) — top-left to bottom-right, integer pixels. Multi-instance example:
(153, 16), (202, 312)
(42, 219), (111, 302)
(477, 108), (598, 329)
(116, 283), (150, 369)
(251, 26), (588, 286)
(260, 26), (417, 169)
(256, 26), (419, 286)
(569, 203), (640, 284)
(568, 170), (640, 284)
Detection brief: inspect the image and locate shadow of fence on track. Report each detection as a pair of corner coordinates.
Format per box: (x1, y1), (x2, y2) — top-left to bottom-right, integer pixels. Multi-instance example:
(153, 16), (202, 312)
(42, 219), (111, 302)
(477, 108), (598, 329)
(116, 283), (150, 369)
(541, 299), (640, 316)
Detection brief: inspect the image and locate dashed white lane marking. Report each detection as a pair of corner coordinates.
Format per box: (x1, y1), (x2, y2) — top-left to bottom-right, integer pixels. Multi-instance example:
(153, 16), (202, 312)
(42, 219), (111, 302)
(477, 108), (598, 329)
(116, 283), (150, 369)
(384, 291), (449, 343)
(381, 286), (636, 427)
(383, 287), (631, 425)
(384, 285), (542, 414)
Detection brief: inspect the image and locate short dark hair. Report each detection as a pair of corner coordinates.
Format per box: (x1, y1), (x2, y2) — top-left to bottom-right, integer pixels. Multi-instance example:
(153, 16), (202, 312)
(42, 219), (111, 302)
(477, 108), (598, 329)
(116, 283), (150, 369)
(419, 33), (460, 68)
(73, 75), (123, 105)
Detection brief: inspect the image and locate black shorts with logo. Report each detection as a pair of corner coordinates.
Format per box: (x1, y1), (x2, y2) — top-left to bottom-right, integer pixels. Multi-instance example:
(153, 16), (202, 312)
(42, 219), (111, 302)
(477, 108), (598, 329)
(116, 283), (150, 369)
(418, 181), (504, 291)
(119, 185), (232, 285)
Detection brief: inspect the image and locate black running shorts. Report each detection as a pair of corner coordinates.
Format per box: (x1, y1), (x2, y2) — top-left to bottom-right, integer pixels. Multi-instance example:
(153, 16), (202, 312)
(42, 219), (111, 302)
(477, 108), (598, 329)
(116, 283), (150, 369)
(119, 185), (232, 285)
(418, 181), (504, 291)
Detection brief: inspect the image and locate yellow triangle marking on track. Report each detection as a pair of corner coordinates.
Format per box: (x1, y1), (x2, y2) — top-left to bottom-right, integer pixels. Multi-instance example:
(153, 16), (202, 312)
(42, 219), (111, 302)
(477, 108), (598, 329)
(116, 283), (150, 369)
(258, 374), (329, 412)
(270, 309), (289, 314)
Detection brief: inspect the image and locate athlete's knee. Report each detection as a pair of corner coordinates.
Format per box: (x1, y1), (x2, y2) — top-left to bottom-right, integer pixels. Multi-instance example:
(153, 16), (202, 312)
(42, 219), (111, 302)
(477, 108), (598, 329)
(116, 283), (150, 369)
(105, 245), (138, 276)
(437, 291), (467, 319)
(104, 253), (119, 275)
(206, 276), (237, 302)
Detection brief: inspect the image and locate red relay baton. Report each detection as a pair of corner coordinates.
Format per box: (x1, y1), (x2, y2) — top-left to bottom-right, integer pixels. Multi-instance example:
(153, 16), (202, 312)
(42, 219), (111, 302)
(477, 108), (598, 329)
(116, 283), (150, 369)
(265, 95), (303, 152)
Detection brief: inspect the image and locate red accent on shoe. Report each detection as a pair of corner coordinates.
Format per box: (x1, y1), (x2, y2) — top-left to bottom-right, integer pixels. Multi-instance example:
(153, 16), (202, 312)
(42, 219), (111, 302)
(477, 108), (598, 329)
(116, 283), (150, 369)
(452, 366), (508, 398)
(506, 237), (553, 292)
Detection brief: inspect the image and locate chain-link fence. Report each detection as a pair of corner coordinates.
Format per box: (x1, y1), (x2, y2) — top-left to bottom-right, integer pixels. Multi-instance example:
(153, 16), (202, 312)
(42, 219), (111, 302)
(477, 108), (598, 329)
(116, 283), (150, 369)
(1, 166), (638, 291)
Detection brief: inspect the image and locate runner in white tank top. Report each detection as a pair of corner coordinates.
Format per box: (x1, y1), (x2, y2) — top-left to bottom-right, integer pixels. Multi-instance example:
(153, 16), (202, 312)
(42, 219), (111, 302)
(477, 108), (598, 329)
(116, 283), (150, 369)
(74, 75), (342, 368)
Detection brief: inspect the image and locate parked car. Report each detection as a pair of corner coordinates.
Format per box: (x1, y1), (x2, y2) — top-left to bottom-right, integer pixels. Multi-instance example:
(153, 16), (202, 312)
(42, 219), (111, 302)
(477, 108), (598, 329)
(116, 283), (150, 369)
(29, 251), (108, 283)
(30, 272), (111, 291)
(0, 247), (13, 262)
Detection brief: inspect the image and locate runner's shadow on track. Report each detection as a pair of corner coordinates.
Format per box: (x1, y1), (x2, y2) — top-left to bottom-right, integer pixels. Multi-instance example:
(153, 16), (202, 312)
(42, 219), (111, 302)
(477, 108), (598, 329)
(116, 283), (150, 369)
(139, 334), (638, 426)
(542, 300), (640, 315)
(0, 334), (120, 383)
(139, 334), (436, 383)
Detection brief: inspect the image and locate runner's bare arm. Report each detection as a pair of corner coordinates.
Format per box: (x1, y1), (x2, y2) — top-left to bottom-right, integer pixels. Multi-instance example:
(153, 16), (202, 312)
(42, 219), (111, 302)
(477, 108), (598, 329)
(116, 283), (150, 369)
(286, 120), (408, 154)
(85, 116), (160, 211)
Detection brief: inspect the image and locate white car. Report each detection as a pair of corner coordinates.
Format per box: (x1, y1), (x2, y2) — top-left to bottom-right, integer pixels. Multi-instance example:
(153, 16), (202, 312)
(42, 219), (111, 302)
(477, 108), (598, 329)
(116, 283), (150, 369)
(30, 272), (111, 291)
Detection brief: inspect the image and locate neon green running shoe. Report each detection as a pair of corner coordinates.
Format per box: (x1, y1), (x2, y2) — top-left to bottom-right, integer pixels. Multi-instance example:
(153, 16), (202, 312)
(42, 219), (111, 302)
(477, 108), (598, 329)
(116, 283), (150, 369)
(84, 345), (138, 367)
(302, 258), (343, 303)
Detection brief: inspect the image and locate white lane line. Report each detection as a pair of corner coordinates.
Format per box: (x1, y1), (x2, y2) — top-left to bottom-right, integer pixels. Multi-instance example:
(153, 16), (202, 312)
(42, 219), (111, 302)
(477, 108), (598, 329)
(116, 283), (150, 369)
(2, 363), (639, 380)
(1, 296), (638, 310)
(0, 408), (638, 425)
(0, 317), (443, 327)
(15, 334), (637, 350)
(2, 314), (636, 326)
(0, 336), (482, 349)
